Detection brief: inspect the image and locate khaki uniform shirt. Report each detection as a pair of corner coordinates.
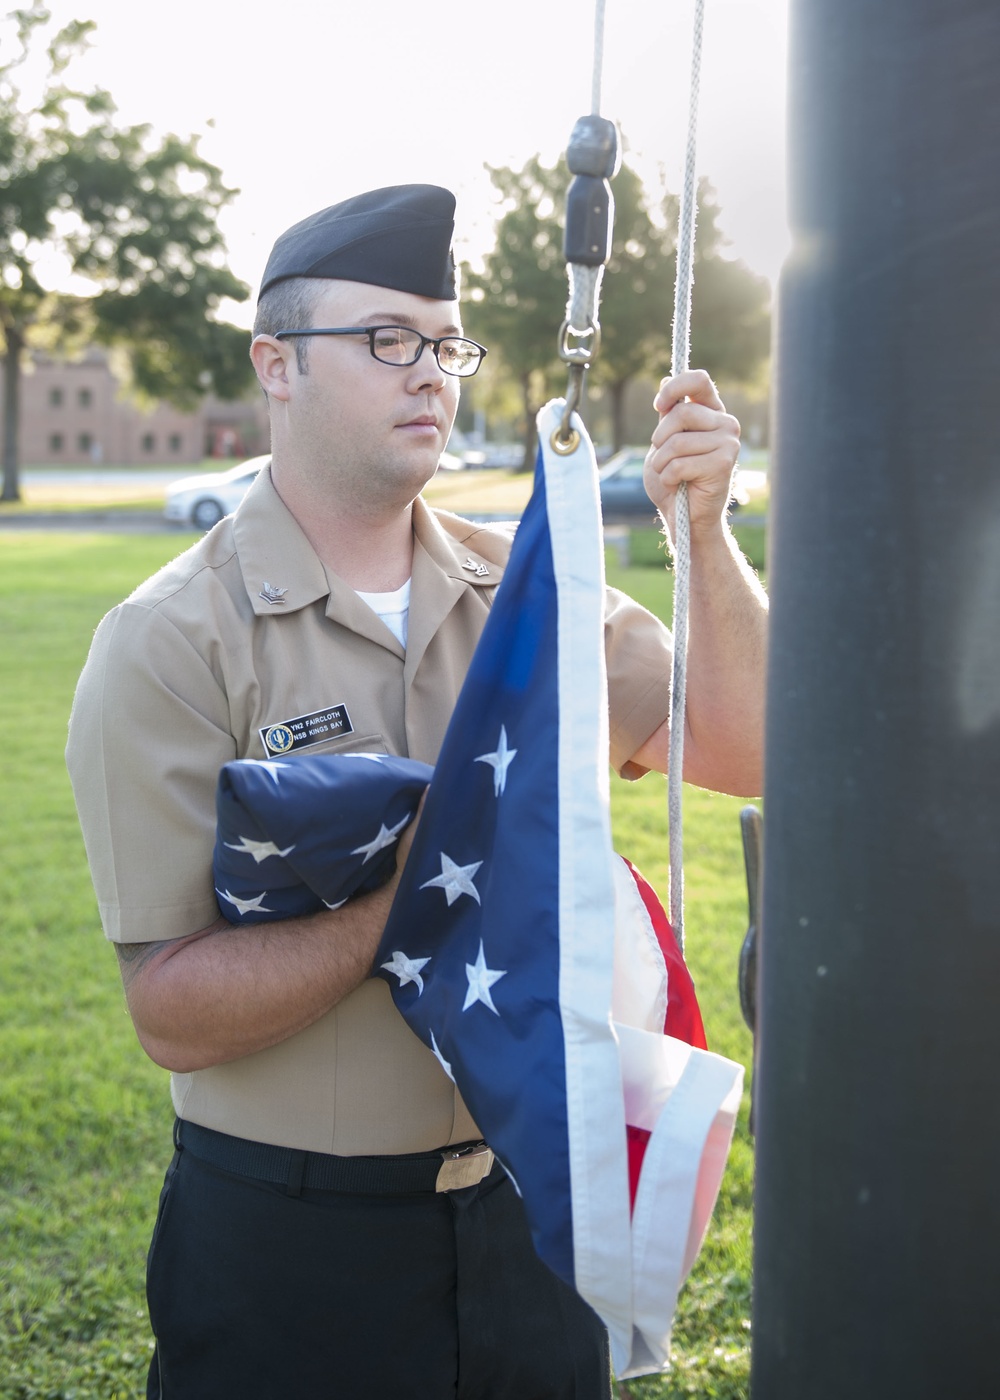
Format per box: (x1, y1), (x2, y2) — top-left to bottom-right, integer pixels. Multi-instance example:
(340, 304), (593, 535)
(67, 467), (673, 1154)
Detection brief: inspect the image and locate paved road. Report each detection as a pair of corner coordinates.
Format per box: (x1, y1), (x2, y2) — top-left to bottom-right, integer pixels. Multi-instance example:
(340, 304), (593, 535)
(3, 469), (764, 535)
(1, 510), (765, 538)
(2, 467), (196, 530)
(3, 465), (246, 527)
(19, 468), (203, 488)
(0, 509), (179, 533)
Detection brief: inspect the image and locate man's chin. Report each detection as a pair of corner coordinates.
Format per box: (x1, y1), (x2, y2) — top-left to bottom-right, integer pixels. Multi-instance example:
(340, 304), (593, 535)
(380, 447), (443, 503)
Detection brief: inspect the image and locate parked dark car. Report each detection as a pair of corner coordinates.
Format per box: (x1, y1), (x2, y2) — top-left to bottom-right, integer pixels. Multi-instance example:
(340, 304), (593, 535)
(598, 446), (752, 522)
(598, 448), (656, 522)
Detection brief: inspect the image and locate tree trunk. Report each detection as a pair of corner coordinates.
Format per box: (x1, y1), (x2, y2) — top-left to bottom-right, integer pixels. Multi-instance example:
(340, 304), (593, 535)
(1, 329), (24, 503)
(610, 378), (629, 452)
(519, 371), (538, 472)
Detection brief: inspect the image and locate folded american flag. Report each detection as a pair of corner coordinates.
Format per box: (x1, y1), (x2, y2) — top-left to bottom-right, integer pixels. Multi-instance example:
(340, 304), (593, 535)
(213, 401), (743, 1378)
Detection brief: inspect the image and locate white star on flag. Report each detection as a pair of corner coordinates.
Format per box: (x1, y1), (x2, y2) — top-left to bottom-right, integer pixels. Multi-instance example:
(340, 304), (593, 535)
(462, 939), (507, 1015)
(420, 853), (483, 907)
(381, 949), (431, 994)
(224, 834), (295, 864)
(216, 888), (274, 916)
(351, 814), (411, 864)
(475, 725), (518, 796)
(429, 1030), (455, 1081)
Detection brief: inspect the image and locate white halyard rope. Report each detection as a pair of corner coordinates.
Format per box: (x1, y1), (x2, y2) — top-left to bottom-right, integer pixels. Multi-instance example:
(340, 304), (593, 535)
(592, 0), (608, 114)
(667, 0), (706, 950)
(560, 0), (705, 950)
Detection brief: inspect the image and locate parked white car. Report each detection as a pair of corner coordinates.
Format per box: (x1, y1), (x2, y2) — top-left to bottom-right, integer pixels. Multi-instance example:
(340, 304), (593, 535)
(164, 450), (466, 529)
(163, 456), (269, 530)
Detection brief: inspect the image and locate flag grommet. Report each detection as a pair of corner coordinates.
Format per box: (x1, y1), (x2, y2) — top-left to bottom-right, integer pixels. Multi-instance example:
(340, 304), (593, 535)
(549, 427), (580, 455)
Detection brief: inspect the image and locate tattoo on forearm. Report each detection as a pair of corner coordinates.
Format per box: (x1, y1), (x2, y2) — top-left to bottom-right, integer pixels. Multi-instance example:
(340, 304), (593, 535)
(115, 940), (171, 990)
(114, 920), (228, 993)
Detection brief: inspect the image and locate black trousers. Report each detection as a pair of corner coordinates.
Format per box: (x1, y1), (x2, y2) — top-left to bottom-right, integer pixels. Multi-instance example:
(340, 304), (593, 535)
(145, 1133), (612, 1399)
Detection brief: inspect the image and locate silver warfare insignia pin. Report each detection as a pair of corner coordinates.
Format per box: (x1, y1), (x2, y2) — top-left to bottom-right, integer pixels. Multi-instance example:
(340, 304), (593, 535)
(259, 581), (288, 605)
(462, 557), (490, 578)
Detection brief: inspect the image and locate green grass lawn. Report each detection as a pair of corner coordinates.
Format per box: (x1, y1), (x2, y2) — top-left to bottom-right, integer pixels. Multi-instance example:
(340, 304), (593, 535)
(0, 531), (760, 1399)
(0, 463), (535, 518)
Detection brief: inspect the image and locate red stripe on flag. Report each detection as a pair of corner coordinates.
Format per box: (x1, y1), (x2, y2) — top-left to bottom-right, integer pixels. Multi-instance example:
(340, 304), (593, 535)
(621, 858), (708, 1207)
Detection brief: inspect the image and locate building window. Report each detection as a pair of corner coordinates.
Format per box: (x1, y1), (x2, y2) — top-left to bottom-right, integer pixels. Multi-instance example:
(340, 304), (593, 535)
(141, 433), (156, 452)
(78, 387), (93, 408)
(168, 433), (182, 452)
(78, 432), (92, 453)
(49, 432), (64, 452)
(49, 387), (64, 408)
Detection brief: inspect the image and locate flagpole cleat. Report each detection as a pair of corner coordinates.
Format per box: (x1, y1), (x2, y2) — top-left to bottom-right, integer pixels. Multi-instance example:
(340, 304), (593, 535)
(738, 804), (763, 1135)
(738, 805), (762, 1034)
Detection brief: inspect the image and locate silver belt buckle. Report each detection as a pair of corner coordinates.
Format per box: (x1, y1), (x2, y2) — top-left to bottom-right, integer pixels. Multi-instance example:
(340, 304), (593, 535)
(435, 1142), (495, 1192)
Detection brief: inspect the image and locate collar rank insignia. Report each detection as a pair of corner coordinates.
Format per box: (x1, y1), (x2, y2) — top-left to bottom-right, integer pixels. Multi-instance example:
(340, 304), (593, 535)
(259, 581), (288, 605)
(462, 557), (490, 578)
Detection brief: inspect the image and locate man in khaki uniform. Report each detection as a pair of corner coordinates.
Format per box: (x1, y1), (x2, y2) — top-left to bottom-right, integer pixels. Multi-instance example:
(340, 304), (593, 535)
(67, 185), (768, 1399)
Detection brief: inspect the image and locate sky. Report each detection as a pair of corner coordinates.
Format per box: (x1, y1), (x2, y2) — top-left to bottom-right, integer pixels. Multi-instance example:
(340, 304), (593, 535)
(11, 0), (790, 327)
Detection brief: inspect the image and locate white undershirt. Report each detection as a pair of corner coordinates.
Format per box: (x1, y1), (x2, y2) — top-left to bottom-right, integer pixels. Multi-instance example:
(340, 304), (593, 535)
(355, 578), (411, 648)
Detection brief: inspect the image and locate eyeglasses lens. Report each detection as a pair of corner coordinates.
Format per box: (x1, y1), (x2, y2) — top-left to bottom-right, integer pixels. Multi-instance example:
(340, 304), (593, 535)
(369, 328), (482, 377)
(437, 339), (481, 376)
(371, 328), (416, 365)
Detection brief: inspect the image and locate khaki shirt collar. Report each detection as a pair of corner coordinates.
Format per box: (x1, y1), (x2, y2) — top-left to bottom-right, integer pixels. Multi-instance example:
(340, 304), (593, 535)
(404, 497), (504, 675)
(410, 496), (505, 588)
(232, 467), (506, 634)
(232, 464), (330, 617)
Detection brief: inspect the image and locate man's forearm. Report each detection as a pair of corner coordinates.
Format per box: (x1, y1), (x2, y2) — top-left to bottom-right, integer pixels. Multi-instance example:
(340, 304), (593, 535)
(119, 878), (398, 1074)
(683, 520), (768, 796)
(635, 369), (768, 796)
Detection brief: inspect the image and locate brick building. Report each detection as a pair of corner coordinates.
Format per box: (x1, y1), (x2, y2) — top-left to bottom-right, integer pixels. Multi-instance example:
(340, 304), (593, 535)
(8, 348), (269, 466)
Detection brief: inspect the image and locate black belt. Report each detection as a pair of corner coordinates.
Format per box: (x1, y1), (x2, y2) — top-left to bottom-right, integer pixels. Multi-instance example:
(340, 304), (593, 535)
(174, 1118), (498, 1195)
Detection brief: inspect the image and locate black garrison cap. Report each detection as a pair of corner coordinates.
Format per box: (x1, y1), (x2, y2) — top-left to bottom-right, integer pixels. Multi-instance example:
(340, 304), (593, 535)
(258, 184), (458, 301)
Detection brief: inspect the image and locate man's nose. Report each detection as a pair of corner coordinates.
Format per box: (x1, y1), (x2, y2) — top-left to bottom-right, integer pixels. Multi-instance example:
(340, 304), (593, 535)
(407, 340), (446, 390)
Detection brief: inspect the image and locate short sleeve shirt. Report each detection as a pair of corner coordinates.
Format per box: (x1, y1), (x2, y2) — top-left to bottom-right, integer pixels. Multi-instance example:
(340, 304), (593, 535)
(67, 467), (673, 1153)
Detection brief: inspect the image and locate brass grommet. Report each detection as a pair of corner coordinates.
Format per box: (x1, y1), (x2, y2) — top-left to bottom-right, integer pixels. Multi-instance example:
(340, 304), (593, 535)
(550, 428), (581, 455)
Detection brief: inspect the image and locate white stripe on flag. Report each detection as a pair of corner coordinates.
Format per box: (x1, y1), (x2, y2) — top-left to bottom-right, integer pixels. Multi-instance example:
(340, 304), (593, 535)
(538, 401), (635, 1367)
(621, 1028), (744, 1376)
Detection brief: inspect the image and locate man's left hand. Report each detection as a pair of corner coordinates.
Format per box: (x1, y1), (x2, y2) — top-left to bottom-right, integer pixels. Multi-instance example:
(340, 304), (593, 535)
(643, 369), (741, 540)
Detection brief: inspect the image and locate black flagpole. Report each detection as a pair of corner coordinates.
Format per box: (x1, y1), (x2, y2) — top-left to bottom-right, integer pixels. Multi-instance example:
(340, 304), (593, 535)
(753, 1), (1000, 1395)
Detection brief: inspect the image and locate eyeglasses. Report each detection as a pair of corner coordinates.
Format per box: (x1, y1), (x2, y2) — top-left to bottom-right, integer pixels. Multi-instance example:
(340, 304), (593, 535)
(274, 325), (488, 378)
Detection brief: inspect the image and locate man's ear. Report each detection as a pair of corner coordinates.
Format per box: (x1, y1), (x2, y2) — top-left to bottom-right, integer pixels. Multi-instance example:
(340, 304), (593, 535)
(250, 336), (294, 402)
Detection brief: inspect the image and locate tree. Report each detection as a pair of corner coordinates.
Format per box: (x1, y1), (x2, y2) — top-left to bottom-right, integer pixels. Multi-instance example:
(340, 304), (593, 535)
(463, 152), (771, 458)
(590, 161), (676, 451)
(686, 184), (772, 387)
(462, 157), (569, 470)
(0, 4), (252, 501)
(599, 178), (772, 448)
